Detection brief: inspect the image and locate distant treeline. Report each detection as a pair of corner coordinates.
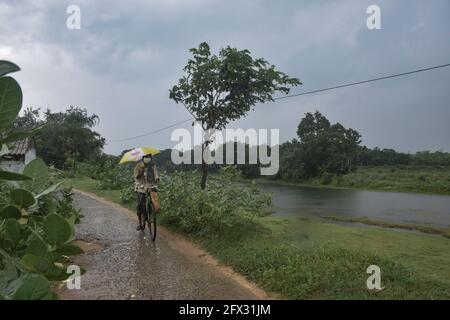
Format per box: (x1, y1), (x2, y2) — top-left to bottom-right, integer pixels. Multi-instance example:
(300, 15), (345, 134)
(153, 111), (450, 182)
(154, 144), (450, 180)
(14, 107), (450, 182)
(357, 147), (450, 167)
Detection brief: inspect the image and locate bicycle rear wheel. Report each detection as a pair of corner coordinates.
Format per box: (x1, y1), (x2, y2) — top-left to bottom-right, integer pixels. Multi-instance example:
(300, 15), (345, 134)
(146, 201), (157, 242)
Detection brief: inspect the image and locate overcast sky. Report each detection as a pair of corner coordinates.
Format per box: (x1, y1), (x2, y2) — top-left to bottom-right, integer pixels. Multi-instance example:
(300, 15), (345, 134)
(1, 0), (449, 155)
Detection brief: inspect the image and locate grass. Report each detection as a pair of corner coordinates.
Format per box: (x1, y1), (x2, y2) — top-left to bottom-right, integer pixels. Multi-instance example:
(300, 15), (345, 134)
(322, 216), (450, 239)
(201, 217), (450, 299)
(265, 166), (450, 195)
(65, 176), (450, 299)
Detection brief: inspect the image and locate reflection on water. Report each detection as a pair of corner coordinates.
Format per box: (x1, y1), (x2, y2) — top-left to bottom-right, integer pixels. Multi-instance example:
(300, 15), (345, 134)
(257, 182), (450, 227)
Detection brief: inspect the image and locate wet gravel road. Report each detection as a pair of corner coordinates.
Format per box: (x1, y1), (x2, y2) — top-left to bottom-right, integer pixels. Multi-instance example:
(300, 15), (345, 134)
(59, 192), (263, 300)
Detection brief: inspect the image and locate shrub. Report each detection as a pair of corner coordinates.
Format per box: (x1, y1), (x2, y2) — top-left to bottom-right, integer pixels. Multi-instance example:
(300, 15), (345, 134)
(95, 159), (133, 190)
(120, 185), (136, 203)
(321, 173), (334, 185)
(159, 166), (271, 238)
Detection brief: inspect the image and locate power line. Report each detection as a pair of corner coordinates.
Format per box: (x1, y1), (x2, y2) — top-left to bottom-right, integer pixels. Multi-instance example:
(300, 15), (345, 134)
(274, 63), (450, 100)
(110, 118), (194, 142)
(109, 63), (450, 143)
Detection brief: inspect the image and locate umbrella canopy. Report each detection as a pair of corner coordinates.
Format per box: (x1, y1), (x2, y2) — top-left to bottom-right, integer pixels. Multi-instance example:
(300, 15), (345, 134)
(119, 146), (160, 164)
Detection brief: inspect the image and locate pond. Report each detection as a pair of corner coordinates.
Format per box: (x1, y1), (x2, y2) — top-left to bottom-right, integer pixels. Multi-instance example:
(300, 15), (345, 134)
(257, 181), (450, 228)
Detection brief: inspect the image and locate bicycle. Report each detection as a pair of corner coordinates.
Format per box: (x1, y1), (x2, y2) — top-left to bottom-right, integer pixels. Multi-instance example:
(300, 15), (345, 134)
(142, 186), (157, 242)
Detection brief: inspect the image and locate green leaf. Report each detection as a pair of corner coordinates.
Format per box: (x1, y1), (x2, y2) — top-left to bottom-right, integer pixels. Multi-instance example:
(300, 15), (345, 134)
(4, 219), (21, 245)
(22, 158), (49, 192)
(0, 77), (22, 130)
(35, 181), (64, 199)
(45, 264), (85, 282)
(11, 274), (53, 300)
(4, 278), (22, 298)
(67, 214), (77, 226)
(26, 237), (48, 257)
(0, 205), (22, 219)
(44, 263), (67, 281)
(0, 250), (18, 285)
(10, 188), (36, 208)
(0, 248), (21, 274)
(0, 61), (20, 77)
(0, 170), (31, 181)
(21, 254), (52, 273)
(54, 243), (84, 256)
(43, 214), (73, 245)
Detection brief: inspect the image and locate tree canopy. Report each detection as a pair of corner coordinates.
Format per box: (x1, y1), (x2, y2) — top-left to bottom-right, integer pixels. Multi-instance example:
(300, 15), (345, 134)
(169, 42), (300, 188)
(276, 111), (362, 180)
(13, 106), (105, 169)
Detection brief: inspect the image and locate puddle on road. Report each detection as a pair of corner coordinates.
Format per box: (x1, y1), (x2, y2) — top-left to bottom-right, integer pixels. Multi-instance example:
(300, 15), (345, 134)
(72, 239), (104, 253)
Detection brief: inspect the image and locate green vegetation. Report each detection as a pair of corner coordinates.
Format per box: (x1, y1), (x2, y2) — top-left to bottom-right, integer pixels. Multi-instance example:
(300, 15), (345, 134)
(322, 216), (450, 238)
(0, 61), (83, 300)
(75, 154), (133, 190)
(169, 41), (300, 188)
(274, 111), (450, 189)
(13, 106), (105, 170)
(158, 168), (271, 237)
(140, 112), (450, 196)
(2, 40), (448, 302)
(67, 174), (450, 300)
(300, 166), (450, 195)
(204, 216), (450, 299)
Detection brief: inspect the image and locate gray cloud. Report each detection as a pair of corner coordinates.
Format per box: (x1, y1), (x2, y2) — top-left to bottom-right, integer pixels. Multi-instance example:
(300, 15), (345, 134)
(1, 0), (449, 154)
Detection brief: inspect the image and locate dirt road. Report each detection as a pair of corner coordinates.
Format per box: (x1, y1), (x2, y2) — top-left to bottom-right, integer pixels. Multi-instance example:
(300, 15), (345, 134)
(58, 191), (268, 300)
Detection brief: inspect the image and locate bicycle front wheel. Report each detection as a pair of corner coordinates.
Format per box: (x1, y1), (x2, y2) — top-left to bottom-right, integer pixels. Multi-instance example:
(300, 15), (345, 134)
(146, 203), (157, 242)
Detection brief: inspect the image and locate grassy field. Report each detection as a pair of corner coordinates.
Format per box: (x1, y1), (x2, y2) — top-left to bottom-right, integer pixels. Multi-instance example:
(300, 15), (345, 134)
(268, 166), (450, 195)
(65, 176), (450, 299)
(322, 216), (450, 238)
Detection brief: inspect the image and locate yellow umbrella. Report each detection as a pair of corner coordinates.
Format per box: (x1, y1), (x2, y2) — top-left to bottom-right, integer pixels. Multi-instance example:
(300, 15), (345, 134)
(119, 146), (160, 164)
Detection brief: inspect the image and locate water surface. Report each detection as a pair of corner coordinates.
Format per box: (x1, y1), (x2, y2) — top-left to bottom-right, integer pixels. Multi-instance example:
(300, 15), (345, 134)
(257, 182), (450, 227)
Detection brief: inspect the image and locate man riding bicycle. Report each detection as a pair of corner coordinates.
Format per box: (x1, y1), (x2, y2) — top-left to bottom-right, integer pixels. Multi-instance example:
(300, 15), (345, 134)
(134, 154), (160, 231)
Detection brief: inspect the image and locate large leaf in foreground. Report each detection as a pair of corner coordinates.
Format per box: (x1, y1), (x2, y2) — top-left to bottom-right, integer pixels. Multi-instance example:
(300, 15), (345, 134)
(0, 76), (22, 130)
(53, 243), (84, 256)
(21, 254), (52, 274)
(0, 170), (31, 181)
(0, 205), (22, 220)
(11, 274), (53, 300)
(10, 188), (36, 208)
(22, 158), (48, 192)
(4, 219), (21, 245)
(26, 237), (48, 257)
(35, 181), (64, 199)
(43, 214), (73, 245)
(0, 61), (20, 77)
(0, 249), (18, 283)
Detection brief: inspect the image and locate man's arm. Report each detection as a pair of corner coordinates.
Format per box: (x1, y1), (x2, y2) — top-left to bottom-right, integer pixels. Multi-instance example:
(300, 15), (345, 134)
(134, 164), (144, 181)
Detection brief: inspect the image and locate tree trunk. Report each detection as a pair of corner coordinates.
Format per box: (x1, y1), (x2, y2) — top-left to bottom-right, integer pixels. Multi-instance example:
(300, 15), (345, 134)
(201, 158), (208, 189)
(200, 122), (211, 189)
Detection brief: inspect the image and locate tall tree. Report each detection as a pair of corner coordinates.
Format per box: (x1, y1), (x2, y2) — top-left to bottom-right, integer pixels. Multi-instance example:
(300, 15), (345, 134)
(14, 106), (105, 168)
(296, 111), (361, 177)
(169, 42), (300, 188)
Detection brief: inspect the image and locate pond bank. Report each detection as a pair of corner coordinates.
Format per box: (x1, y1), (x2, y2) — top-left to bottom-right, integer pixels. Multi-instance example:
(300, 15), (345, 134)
(257, 166), (450, 195)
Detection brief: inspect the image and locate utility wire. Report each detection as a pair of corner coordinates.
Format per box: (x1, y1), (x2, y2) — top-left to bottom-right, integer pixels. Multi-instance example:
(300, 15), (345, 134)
(274, 63), (450, 100)
(110, 118), (194, 142)
(109, 63), (450, 143)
